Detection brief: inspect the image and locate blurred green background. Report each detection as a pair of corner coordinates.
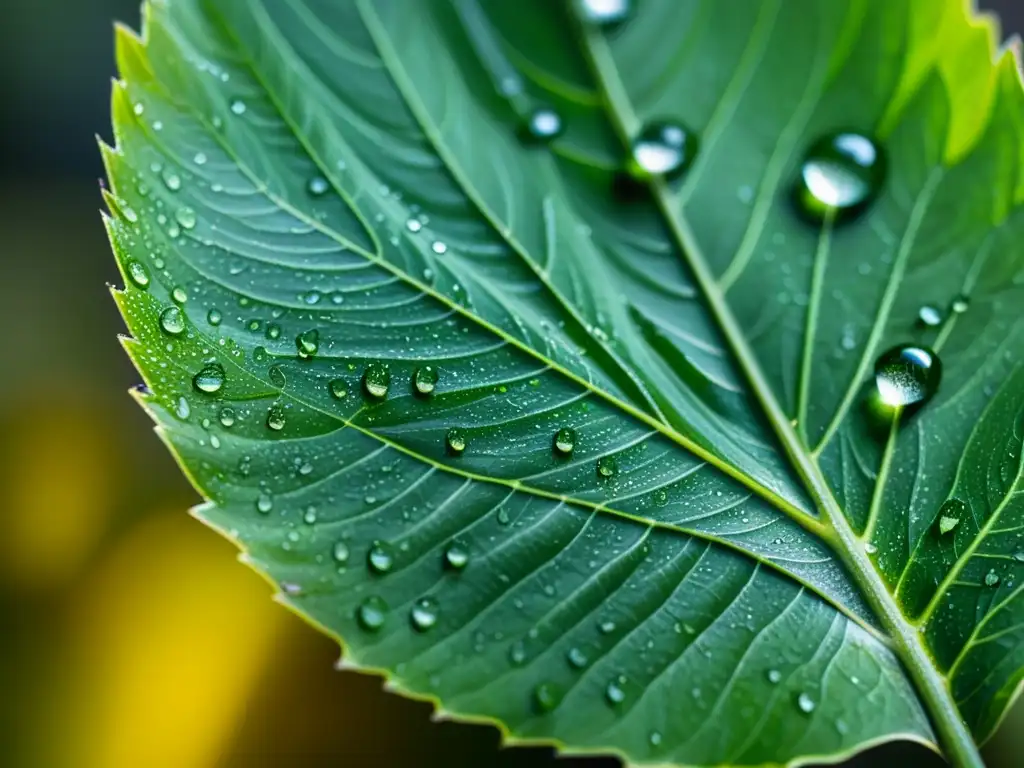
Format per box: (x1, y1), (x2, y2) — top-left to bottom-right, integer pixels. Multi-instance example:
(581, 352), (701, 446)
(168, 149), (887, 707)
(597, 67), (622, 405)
(1, 2), (1022, 766)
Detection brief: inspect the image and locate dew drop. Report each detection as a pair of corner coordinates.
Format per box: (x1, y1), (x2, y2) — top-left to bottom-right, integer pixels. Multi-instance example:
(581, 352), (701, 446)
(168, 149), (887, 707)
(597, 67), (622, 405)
(566, 647), (589, 669)
(357, 596), (388, 632)
(363, 363), (391, 400)
(628, 121), (698, 181)
(796, 132), (884, 221)
(864, 542), (878, 555)
(207, 308), (222, 326)
(193, 152), (207, 166)
(175, 397), (191, 420)
(873, 344), (942, 409)
(532, 682), (561, 713)
(509, 639), (527, 666)
(605, 677), (627, 706)
(295, 328), (320, 358)
(796, 692), (816, 713)
(596, 455), (618, 478)
(367, 541), (395, 574)
(649, 731), (662, 747)
(159, 306), (185, 336)
(230, 99), (247, 115)
(192, 363), (225, 394)
(496, 507), (511, 526)
(936, 499), (966, 535)
(172, 286), (188, 304)
(951, 294), (970, 314)
(444, 541), (470, 570)
(767, 669), (782, 684)
(266, 323), (281, 340)
(578, 0), (630, 26)
(446, 427), (467, 456)
(523, 108), (563, 142)
(307, 176), (329, 196)
(413, 365), (438, 396)
(410, 597), (439, 632)
(162, 169), (181, 191)
(256, 492), (273, 514)
(266, 405), (286, 431)
(329, 379), (349, 399)
(553, 427), (577, 456)
(127, 259), (150, 289)
(332, 540), (350, 564)
(268, 364), (286, 389)
(984, 569), (1000, 587)
(917, 305), (942, 328)
(219, 407), (235, 427)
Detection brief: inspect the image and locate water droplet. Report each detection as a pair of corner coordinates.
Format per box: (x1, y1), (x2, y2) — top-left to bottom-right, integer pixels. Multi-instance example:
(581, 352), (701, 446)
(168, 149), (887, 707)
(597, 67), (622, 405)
(172, 286), (188, 304)
(653, 489), (668, 507)
(553, 427), (576, 456)
(329, 379), (349, 399)
(406, 218), (423, 233)
(918, 305), (942, 327)
(410, 597), (438, 632)
(413, 366), (438, 396)
(605, 677), (627, 706)
(523, 108), (563, 142)
(874, 344), (942, 409)
(268, 364), (286, 389)
(984, 569), (1000, 587)
(1013, 550), (1024, 563)
(444, 541), (469, 570)
(533, 682), (561, 713)
(332, 540), (350, 564)
(566, 647), (588, 669)
(509, 639), (527, 665)
(628, 121), (698, 181)
(598, 619), (616, 634)
(446, 427), (467, 455)
(951, 295), (970, 314)
(207, 308), (222, 326)
(162, 169), (181, 191)
(219, 407), (235, 427)
(266, 405), (286, 431)
(230, 99), (247, 115)
(193, 363), (225, 394)
(596, 455), (618, 478)
(265, 323), (281, 340)
(936, 499), (966, 535)
(431, 241), (447, 255)
(367, 541), (395, 574)
(767, 669), (782, 684)
(357, 596), (388, 632)
(295, 329), (319, 358)
(174, 207), (196, 230)
(193, 152), (207, 166)
(363, 363), (390, 399)
(496, 507), (511, 526)
(127, 260), (150, 289)
(578, 0), (630, 26)
(649, 731), (662, 747)
(159, 306), (185, 336)
(256, 492), (273, 514)
(175, 397), (191, 420)
(796, 692), (816, 713)
(864, 541), (878, 555)
(796, 132), (884, 221)
(307, 176), (329, 196)
(938, 515), (959, 535)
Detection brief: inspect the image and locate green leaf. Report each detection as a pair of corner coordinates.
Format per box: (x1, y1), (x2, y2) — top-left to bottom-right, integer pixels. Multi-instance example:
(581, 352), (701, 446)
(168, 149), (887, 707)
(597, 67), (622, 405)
(102, 0), (1024, 765)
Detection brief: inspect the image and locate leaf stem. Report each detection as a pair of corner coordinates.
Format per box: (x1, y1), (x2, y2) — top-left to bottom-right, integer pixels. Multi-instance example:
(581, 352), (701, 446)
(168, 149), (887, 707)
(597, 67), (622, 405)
(577, 20), (985, 768)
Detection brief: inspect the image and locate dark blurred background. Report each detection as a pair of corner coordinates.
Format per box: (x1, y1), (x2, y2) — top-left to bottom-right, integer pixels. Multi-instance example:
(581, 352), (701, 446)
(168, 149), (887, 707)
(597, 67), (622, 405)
(1, 2), (1022, 766)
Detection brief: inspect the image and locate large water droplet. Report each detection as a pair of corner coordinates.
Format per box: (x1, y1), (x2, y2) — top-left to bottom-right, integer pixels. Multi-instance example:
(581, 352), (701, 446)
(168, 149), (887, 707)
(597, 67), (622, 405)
(796, 132), (884, 221)
(193, 363), (225, 394)
(596, 455), (618, 478)
(410, 597), (439, 632)
(363, 363), (390, 400)
(446, 427), (467, 455)
(444, 541), (470, 570)
(628, 121), (698, 181)
(296, 329), (319, 359)
(266, 405), (286, 431)
(367, 541), (395, 574)
(553, 427), (576, 456)
(413, 366), (438, 396)
(523, 108), (563, 143)
(532, 682), (561, 713)
(159, 306), (185, 336)
(127, 260), (150, 289)
(873, 344), (941, 409)
(357, 596), (388, 632)
(578, 0), (630, 26)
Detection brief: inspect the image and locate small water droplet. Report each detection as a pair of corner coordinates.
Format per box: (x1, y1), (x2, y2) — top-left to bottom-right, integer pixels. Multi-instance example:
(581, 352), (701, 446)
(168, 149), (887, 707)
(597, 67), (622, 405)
(532, 682), (561, 713)
(444, 541), (469, 570)
(566, 647), (588, 669)
(193, 363), (225, 394)
(256, 492), (273, 514)
(937, 499), (966, 535)
(578, 0), (630, 26)
(796, 132), (884, 221)
(410, 597), (438, 632)
(874, 344), (942, 409)
(295, 329), (319, 358)
(172, 286), (188, 304)
(496, 507), (511, 526)
(796, 692), (816, 713)
(218, 407), (235, 427)
(653, 489), (668, 507)
(413, 365), (438, 396)
(307, 176), (329, 196)
(405, 218), (423, 233)
(329, 379), (349, 399)
(523, 108), (563, 142)
(265, 323), (281, 340)
(984, 569), (1000, 587)
(431, 241), (447, 255)
(266, 405), (286, 431)
(918, 305), (943, 327)
(1012, 550), (1024, 563)
(628, 121), (698, 181)
(175, 397), (191, 420)
(864, 541), (878, 555)
(267, 364), (286, 389)
(553, 427), (576, 456)
(332, 540), (350, 564)
(598, 619), (616, 634)
(363, 363), (390, 399)
(162, 169), (181, 191)
(767, 669), (782, 684)
(207, 308), (222, 326)
(230, 99), (247, 115)
(159, 306), (185, 336)
(127, 260), (150, 289)
(951, 294), (970, 314)
(367, 541), (395, 574)
(357, 596), (388, 632)
(596, 455), (618, 478)
(509, 639), (527, 665)
(193, 152), (207, 166)
(446, 427), (467, 455)
(605, 677), (627, 706)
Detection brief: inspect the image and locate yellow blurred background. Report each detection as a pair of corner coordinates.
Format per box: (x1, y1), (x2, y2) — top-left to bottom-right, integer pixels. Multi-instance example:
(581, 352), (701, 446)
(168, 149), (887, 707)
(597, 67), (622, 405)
(0, 1), (1021, 766)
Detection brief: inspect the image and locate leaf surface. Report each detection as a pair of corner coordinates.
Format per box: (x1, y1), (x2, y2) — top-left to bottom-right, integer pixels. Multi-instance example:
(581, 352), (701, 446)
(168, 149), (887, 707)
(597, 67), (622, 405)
(104, 0), (1024, 764)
